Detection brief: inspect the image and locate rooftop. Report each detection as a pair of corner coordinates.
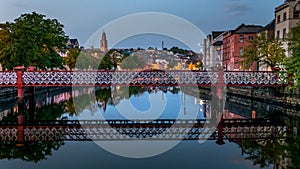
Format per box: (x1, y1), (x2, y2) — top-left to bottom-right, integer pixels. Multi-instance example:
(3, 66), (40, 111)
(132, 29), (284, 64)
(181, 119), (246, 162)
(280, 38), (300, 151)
(261, 19), (275, 31)
(233, 23), (263, 34)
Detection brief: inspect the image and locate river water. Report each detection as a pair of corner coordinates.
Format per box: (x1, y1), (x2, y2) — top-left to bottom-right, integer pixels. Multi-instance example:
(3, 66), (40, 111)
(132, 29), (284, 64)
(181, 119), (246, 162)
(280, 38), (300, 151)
(0, 86), (299, 169)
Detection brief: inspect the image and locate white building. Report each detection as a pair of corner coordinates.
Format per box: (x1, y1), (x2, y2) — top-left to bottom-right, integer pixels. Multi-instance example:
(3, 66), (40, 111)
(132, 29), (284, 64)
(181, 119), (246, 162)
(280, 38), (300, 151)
(204, 31), (225, 70)
(275, 0), (300, 56)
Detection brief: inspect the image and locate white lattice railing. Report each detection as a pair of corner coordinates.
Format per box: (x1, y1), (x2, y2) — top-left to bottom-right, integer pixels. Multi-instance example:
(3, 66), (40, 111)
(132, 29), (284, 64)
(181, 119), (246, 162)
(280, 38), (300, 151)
(0, 70), (285, 86)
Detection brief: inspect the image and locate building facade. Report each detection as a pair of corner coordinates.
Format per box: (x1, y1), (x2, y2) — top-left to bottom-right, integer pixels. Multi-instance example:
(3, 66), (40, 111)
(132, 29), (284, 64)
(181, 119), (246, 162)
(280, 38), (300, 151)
(222, 24), (263, 71)
(66, 39), (79, 49)
(204, 31), (225, 70)
(275, 0), (300, 56)
(257, 20), (276, 71)
(100, 31), (108, 52)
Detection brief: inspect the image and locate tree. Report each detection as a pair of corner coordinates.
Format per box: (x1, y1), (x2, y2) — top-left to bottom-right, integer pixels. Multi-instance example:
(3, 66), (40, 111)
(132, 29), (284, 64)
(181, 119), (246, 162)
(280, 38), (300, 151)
(98, 49), (119, 70)
(241, 32), (286, 70)
(34, 102), (66, 120)
(95, 87), (112, 103)
(285, 23), (300, 87)
(0, 12), (67, 70)
(98, 55), (113, 70)
(0, 23), (13, 69)
(120, 55), (146, 70)
(196, 61), (203, 70)
(75, 50), (98, 70)
(238, 138), (287, 168)
(169, 46), (196, 56)
(0, 141), (64, 163)
(64, 48), (80, 70)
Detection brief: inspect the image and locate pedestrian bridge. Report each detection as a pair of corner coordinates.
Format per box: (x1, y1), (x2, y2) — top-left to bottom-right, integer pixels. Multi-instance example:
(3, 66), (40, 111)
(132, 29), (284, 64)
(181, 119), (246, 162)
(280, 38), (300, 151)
(0, 118), (289, 144)
(0, 70), (286, 87)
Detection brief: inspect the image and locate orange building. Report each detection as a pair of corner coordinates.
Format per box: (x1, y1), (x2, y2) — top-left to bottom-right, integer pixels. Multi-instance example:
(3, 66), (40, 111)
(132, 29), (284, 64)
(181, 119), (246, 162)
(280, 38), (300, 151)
(222, 24), (263, 71)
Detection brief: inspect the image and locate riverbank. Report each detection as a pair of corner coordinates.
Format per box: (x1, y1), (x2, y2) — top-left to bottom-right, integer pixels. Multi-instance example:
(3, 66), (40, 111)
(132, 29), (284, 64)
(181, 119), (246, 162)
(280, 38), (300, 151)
(226, 86), (300, 108)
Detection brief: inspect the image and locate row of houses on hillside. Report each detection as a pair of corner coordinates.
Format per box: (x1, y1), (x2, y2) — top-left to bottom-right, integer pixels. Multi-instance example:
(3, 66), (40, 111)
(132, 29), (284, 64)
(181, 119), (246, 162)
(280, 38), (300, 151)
(204, 0), (300, 71)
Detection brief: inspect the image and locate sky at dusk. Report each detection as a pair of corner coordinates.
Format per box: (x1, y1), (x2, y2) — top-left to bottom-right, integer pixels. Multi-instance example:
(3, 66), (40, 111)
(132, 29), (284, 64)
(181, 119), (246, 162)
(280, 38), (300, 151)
(0, 0), (284, 50)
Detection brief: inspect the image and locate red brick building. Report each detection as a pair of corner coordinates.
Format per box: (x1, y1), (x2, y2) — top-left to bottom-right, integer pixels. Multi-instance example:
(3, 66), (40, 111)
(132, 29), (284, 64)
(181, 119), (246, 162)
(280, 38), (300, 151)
(222, 24), (263, 71)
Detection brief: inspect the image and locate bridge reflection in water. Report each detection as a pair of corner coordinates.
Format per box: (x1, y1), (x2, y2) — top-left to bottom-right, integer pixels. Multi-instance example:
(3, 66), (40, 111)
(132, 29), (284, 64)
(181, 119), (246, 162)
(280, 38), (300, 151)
(0, 117), (289, 146)
(0, 83), (297, 168)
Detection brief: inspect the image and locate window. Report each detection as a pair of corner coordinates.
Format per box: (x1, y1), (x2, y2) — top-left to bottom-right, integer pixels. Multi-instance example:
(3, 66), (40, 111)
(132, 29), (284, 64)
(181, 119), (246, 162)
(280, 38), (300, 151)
(239, 48), (244, 56)
(239, 34), (244, 42)
(283, 28), (286, 39)
(248, 36), (254, 41)
(277, 30), (280, 38)
(283, 12), (287, 21)
(294, 11), (300, 18)
(277, 15), (281, 23)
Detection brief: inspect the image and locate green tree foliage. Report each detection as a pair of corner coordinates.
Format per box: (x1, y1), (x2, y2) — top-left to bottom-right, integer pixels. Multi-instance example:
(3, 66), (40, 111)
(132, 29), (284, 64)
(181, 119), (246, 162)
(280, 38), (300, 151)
(0, 23), (12, 69)
(285, 23), (300, 87)
(286, 136), (300, 169)
(241, 32), (286, 70)
(95, 87), (112, 103)
(169, 47), (196, 56)
(98, 49), (117, 70)
(35, 102), (65, 120)
(0, 12), (67, 70)
(120, 55), (146, 70)
(64, 48), (80, 70)
(196, 61), (203, 70)
(238, 139), (287, 168)
(0, 141), (64, 163)
(75, 51), (98, 70)
(98, 54), (113, 70)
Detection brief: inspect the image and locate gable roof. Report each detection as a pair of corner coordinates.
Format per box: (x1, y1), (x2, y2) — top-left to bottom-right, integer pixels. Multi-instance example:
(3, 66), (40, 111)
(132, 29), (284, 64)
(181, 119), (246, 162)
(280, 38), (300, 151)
(234, 23), (263, 34)
(70, 39), (78, 44)
(261, 19), (275, 31)
(66, 38), (79, 48)
(212, 31), (224, 39)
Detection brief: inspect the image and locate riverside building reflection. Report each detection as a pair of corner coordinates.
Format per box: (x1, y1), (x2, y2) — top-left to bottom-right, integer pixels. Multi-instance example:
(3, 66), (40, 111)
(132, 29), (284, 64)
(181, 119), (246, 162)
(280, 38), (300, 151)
(0, 86), (298, 168)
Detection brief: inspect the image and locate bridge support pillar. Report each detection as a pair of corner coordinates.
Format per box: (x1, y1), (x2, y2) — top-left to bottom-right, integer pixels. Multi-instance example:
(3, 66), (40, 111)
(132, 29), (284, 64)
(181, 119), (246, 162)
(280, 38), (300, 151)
(14, 66), (25, 146)
(216, 118), (225, 145)
(217, 71), (224, 100)
(16, 114), (24, 146)
(14, 66), (25, 115)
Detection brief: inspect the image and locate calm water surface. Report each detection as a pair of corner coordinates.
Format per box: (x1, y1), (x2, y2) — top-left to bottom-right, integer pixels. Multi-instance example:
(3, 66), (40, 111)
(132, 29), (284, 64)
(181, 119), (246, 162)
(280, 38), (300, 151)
(0, 86), (299, 169)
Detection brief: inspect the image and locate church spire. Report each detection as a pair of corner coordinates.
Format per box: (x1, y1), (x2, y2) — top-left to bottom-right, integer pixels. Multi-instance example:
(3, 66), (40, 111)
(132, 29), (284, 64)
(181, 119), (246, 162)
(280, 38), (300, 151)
(102, 31), (107, 40)
(100, 31), (108, 52)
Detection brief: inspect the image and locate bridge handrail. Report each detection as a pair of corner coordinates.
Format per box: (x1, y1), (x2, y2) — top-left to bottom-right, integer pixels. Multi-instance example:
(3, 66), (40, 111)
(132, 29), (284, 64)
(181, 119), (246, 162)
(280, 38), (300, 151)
(0, 70), (286, 87)
(0, 118), (286, 127)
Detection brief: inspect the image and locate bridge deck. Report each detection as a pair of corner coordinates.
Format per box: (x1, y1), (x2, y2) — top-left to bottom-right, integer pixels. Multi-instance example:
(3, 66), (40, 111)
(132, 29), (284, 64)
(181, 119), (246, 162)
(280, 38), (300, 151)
(0, 119), (289, 142)
(0, 70), (285, 87)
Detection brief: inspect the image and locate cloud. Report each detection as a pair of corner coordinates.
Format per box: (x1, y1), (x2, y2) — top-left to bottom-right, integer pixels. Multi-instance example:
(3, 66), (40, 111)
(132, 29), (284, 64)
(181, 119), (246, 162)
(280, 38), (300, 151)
(224, 2), (252, 16)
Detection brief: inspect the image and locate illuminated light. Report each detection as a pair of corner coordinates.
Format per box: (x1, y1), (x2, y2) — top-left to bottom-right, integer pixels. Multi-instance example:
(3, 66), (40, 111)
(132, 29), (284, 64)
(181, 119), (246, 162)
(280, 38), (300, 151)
(16, 143), (25, 147)
(199, 100), (204, 105)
